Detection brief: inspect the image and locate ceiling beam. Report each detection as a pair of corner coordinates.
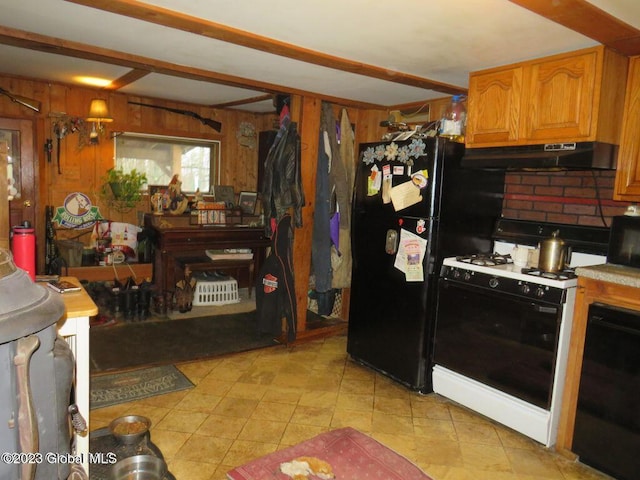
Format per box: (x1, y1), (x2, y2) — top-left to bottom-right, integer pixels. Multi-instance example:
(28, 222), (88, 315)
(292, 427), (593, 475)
(66, 0), (467, 96)
(105, 69), (150, 90)
(0, 25), (284, 94)
(509, 0), (640, 56)
(212, 94), (274, 109)
(0, 25), (387, 110)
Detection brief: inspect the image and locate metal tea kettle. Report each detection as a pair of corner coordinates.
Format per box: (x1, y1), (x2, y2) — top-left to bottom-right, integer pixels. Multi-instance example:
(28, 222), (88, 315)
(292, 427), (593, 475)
(538, 230), (569, 272)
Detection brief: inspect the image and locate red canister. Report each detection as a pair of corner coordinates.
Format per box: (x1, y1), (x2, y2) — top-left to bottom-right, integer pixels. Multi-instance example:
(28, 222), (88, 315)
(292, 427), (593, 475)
(11, 224), (36, 281)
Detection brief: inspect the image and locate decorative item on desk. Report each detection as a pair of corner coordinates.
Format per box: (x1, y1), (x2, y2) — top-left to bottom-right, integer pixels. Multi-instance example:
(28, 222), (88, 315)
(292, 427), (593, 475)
(148, 185), (165, 215)
(238, 191), (258, 214)
(192, 198), (227, 225)
(212, 185), (235, 207)
(195, 209), (226, 225)
(151, 192), (164, 215)
(166, 174), (189, 215)
(194, 201), (226, 210)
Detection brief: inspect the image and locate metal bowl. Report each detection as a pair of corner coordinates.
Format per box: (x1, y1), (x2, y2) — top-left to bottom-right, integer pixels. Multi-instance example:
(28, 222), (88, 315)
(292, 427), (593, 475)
(108, 415), (151, 445)
(110, 455), (167, 480)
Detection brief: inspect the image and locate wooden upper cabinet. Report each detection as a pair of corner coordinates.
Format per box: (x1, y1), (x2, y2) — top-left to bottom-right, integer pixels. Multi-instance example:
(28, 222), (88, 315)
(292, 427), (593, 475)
(615, 55), (640, 201)
(466, 46), (628, 148)
(524, 52), (597, 142)
(466, 66), (523, 145)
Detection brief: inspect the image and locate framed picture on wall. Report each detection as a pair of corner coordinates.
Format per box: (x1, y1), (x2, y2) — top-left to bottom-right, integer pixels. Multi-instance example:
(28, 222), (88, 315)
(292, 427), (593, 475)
(238, 191), (258, 214)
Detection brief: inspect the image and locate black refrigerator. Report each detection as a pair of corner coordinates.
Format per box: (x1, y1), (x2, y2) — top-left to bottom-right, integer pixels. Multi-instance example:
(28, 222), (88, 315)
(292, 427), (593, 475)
(347, 137), (505, 392)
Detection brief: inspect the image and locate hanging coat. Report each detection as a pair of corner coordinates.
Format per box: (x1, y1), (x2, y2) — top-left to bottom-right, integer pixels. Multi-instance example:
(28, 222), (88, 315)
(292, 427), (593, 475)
(312, 102), (351, 295)
(261, 118), (304, 237)
(255, 214), (297, 342)
(331, 108), (355, 289)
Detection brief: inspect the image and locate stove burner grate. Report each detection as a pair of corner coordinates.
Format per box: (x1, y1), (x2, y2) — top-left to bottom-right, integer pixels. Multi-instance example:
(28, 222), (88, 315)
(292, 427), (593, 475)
(456, 253), (513, 266)
(520, 267), (577, 281)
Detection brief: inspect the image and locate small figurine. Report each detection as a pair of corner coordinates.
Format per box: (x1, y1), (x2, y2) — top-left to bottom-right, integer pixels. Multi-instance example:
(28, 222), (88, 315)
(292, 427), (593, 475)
(166, 174), (188, 214)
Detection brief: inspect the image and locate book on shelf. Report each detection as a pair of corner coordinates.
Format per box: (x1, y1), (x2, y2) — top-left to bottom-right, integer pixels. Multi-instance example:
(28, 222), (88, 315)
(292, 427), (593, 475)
(205, 249), (253, 260)
(47, 280), (82, 293)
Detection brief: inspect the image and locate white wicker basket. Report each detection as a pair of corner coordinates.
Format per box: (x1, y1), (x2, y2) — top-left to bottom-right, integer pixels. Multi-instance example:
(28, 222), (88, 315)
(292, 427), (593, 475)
(193, 278), (239, 306)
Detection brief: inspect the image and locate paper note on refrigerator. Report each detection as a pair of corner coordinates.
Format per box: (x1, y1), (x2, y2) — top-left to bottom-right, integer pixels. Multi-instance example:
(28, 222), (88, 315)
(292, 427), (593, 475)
(367, 165), (381, 196)
(394, 228), (427, 281)
(390, 180), (422, 211)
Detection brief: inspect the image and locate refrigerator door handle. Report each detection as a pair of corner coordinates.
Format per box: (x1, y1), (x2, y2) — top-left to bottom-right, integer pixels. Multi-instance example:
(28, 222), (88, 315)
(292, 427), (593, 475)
(385, 229), (398, 254)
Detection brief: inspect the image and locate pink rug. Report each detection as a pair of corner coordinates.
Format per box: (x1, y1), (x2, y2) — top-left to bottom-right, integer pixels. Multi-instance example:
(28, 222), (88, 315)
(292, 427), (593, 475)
(226, 427), (433, 480)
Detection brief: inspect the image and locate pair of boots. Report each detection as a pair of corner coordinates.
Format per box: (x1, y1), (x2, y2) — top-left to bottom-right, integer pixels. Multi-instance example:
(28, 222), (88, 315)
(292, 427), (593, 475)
(111, 277), (154, 321)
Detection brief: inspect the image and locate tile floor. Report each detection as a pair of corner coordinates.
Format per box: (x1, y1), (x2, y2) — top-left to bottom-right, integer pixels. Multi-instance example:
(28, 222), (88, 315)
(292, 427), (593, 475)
(90, 335), (612, 480)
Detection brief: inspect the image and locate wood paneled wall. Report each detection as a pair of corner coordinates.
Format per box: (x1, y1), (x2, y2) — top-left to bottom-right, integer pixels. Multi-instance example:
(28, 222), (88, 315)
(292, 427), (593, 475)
(44, 82), (276, 224)
(1, 73), (390, 327)
(0, 74), (277, 269)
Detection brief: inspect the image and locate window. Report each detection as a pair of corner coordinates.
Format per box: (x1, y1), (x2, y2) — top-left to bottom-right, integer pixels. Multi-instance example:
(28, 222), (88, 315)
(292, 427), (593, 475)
(115, 133), (220, 193)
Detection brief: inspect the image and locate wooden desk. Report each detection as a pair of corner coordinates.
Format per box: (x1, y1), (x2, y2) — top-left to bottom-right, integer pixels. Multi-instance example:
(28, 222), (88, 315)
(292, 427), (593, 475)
(55, 276), (98, 475)
(145, 214), (270, 293)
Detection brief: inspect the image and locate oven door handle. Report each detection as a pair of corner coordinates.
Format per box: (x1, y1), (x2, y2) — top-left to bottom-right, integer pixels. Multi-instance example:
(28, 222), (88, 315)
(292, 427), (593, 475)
(441, 280), (562, 314)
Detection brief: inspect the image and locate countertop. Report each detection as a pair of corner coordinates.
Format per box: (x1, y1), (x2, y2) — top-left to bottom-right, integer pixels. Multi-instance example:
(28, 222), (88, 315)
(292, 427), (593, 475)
(575, 263), (640, 289)
(53, 276), (99, 320)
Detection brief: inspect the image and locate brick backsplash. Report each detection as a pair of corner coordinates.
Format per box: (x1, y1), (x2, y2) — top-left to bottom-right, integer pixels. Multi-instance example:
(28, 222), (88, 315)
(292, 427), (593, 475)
(502, 170), (631, 227)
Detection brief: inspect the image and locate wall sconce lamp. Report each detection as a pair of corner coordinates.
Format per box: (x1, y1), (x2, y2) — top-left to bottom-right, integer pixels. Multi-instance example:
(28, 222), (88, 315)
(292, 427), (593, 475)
(86, 99), (113, 144)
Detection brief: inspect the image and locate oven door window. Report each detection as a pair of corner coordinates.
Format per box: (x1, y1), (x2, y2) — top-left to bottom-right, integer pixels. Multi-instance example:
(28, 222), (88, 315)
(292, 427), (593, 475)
(435, 279), (562, 409)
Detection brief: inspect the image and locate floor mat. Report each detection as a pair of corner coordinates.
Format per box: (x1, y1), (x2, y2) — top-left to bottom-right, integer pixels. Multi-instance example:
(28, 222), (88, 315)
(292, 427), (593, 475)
(226, 427), (433, 480)
(90, 310), (278, 373)
(90, 364), (193, 409)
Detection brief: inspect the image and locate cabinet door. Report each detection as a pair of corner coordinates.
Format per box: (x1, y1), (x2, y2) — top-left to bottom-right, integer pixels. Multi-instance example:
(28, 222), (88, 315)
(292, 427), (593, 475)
(466, 66), (523, 147)
(615, 56), (640, 201)
(523, 51), (597, 142)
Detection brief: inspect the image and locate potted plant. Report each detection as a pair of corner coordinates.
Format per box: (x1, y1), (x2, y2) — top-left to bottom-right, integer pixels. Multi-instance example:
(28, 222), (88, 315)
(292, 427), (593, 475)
(100, 167), (148, 212)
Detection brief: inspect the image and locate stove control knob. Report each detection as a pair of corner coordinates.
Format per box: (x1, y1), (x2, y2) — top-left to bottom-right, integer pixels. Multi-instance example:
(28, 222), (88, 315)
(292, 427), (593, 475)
(452, 269), (461, 279)
(463, 271), (472, 281)
(535, 287), (545, 298)
(488, 277), (499, 288)
(521, 284), (531, 294)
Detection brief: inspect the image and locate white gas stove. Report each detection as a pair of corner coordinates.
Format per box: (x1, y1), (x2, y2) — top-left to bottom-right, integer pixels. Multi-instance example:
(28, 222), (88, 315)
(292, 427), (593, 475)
(433, 224), (608, 447)
(443, 240), (606, 288)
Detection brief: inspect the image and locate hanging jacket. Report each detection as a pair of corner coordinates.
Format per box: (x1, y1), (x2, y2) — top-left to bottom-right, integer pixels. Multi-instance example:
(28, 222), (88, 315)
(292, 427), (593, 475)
(255, 214), (297, 342)
(332, 108), (355, 289)
(312, 102), (350, 294)
(261, 118), (304, 237)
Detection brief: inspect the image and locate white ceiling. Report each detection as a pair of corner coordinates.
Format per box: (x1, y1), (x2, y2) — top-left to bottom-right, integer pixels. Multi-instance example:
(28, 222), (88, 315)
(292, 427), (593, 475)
(1, 0), (640, 113)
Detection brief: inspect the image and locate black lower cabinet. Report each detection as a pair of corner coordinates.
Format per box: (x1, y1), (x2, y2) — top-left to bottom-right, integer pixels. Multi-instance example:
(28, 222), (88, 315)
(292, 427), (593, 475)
(573, 303), (640, 480)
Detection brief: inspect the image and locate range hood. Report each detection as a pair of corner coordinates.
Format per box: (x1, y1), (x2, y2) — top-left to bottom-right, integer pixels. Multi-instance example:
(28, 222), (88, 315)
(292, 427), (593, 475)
(461, 141), (617, 170)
